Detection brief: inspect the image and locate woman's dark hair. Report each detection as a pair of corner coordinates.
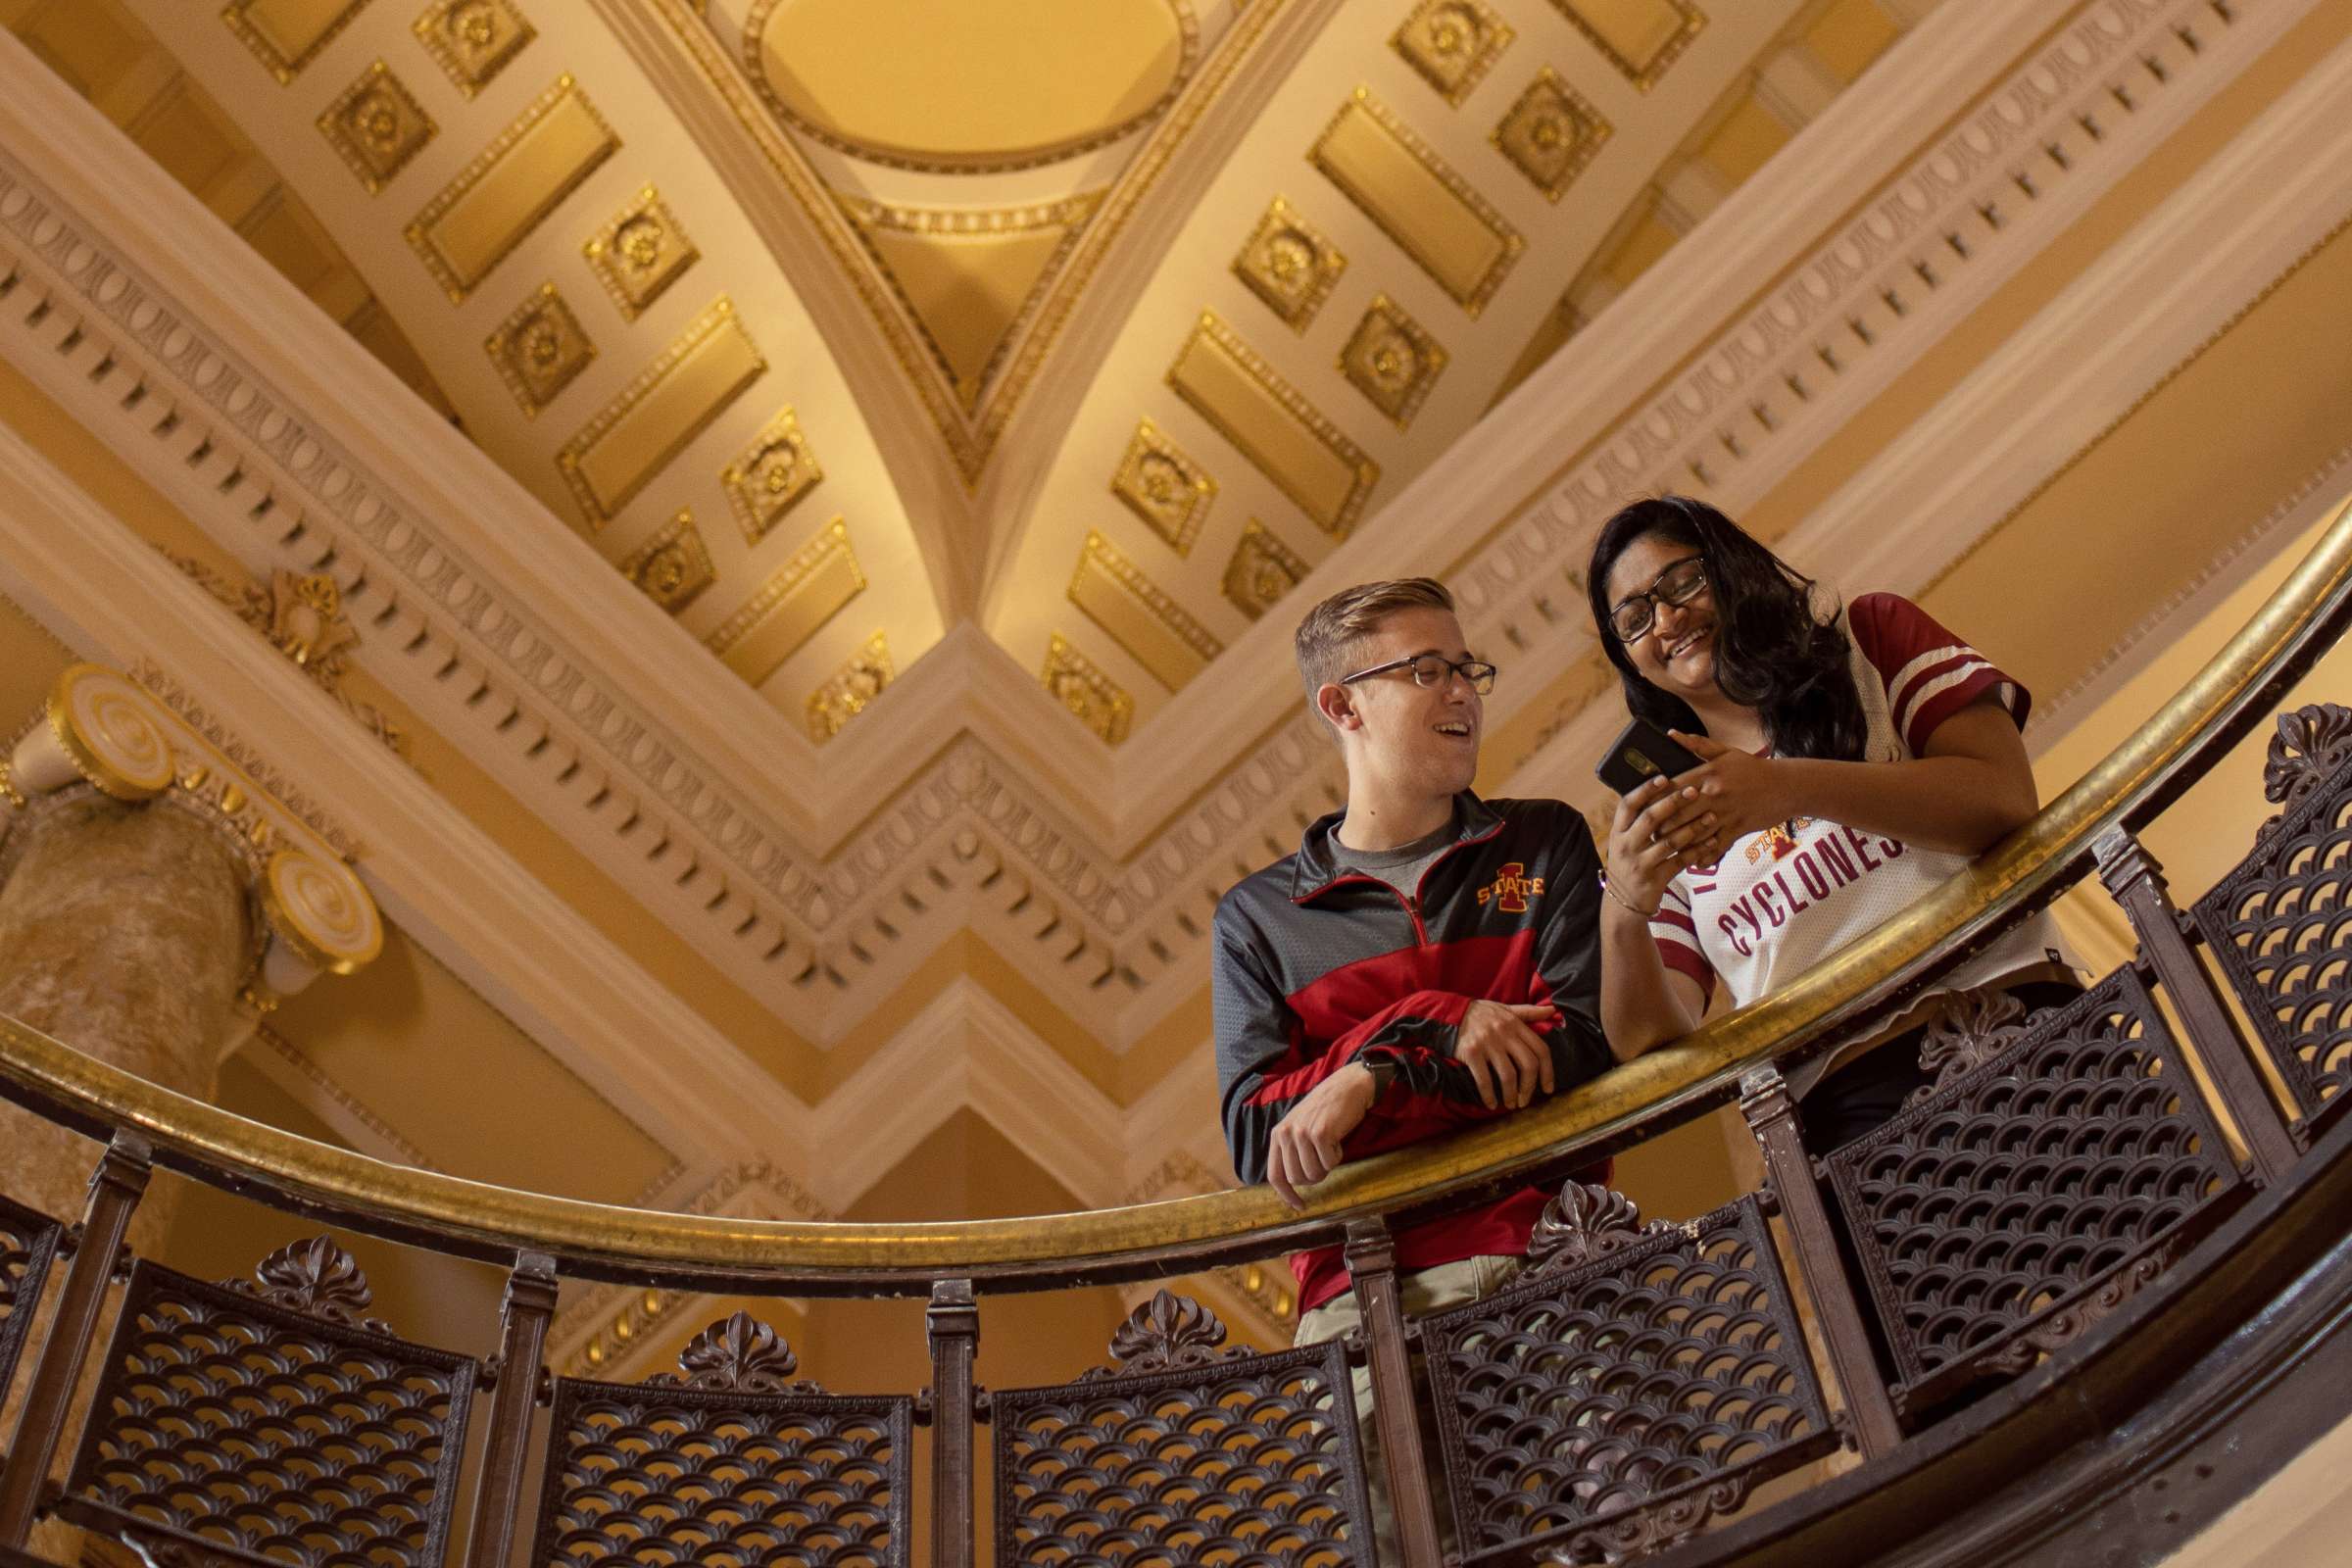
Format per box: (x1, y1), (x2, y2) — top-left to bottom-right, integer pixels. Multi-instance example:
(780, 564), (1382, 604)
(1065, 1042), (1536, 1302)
(1586, 496), (1868, 762)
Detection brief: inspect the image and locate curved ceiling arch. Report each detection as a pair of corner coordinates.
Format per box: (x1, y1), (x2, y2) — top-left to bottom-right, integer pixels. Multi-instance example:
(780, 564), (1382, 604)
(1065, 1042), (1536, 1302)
(984, 0), (1923, 734)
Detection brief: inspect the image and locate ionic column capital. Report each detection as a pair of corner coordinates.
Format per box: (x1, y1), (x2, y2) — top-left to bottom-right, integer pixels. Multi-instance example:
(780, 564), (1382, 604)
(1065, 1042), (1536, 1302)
(2, 663), (382, 1005)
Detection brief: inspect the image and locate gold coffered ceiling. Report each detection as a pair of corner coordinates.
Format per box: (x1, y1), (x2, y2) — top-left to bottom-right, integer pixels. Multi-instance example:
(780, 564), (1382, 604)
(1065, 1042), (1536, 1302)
(56, 0), (1924, 756)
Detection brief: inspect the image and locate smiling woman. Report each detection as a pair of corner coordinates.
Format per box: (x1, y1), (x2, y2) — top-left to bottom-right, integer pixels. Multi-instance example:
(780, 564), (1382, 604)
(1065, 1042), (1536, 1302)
(1584, 496), (2076, 1155)
(747, 0), (1193, 171)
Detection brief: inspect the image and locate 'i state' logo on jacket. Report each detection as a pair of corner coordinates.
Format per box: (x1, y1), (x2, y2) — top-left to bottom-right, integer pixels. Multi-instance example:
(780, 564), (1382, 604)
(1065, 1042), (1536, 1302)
(1477, 861), (1544, 912)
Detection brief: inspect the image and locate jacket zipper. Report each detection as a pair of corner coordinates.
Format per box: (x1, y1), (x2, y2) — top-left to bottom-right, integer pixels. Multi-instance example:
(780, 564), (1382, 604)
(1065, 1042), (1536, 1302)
(1292, 816), (1508, 948)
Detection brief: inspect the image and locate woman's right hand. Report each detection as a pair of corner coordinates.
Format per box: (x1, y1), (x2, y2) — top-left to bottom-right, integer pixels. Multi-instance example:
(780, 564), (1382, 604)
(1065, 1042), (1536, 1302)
(1605, 774), (1720, 915)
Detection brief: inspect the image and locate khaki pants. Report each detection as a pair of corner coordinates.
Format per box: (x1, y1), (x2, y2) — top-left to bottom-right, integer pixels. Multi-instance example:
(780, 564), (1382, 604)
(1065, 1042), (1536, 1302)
(1294, 1253), (1523, 1565)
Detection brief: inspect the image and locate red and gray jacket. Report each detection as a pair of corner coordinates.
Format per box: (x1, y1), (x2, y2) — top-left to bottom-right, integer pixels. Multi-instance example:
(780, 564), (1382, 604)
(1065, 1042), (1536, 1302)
(1212, 792), (1612, 1313)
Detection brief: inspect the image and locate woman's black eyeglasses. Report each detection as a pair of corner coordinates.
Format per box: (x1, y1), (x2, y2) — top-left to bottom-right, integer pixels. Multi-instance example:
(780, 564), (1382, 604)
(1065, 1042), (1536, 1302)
(1338, 653), (1499, 695)
(1608, 556), (1708, 642)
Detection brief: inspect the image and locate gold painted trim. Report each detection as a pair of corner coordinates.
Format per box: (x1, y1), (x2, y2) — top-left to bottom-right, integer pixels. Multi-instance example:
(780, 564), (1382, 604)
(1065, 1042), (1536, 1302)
(45, 667), (174, 802)
(706, 518), (863, 686)
(403, 74), (620, 303)
(413, 0), (537, 97)
(835, 191), (1103, 409)
(583, 185), (700, 322)
(1068, 530), (1222, 691)
(1392, 0), (1516, 107)
(1041, 631), (1135, 745)
(0, 489), (2343, 1267)
(555, 297), (765, 530)
(734, 0), (1201, 174)
(1309, 87), (1524, 317)
(1168, 312), (1379, 538)
(260, 848), (385, 974)
(220, 0), (371, 84)
(1548, 0), (1706, 93)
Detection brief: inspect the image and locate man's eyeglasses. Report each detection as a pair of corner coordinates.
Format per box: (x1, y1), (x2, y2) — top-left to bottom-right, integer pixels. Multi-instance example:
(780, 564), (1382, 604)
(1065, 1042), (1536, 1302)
(1339, 653), (1499, 695)
(1608, 556), (1709, 643)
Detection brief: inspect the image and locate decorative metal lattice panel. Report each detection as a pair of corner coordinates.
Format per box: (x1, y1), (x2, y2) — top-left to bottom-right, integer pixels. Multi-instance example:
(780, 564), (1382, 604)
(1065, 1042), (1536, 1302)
(1421, 1194), (1835, 1564)
(1826, 967), (2245, 1408)
(993, 1334), (1372, 1567)
(0, 1193), (60, 1406)
(60, 1257), (475, 1567)
(530, 1375), (913, 1567)
(2193, 712), (2352, 1140)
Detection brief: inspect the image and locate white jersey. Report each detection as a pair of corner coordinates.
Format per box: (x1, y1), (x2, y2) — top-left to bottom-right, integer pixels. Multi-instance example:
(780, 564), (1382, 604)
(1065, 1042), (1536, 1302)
(1649, 594), (2068, 1048)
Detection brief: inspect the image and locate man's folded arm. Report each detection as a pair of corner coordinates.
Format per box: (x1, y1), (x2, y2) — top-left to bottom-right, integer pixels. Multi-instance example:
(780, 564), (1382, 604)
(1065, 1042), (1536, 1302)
(1214, 914), (1485, 1186)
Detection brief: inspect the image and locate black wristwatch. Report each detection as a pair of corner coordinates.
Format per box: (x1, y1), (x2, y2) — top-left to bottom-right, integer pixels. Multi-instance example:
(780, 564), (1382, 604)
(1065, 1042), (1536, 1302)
(1362, 1056), (1397, 1099)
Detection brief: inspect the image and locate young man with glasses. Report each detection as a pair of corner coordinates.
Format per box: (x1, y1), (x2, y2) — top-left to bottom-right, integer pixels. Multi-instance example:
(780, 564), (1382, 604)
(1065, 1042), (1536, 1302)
(1212, 577), (1621, 1550)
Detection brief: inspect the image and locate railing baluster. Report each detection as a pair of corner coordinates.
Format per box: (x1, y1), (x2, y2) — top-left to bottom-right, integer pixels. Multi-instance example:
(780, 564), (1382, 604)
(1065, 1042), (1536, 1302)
(926, 1278), (977, 1568)
(1740, 1066), (1902, 1457)
(1343, 1217), (1444, 1568)
(461, 1250), (558, 1568)
(0, 1132), (150, 1546)
(2095, 824), (2298, 1184)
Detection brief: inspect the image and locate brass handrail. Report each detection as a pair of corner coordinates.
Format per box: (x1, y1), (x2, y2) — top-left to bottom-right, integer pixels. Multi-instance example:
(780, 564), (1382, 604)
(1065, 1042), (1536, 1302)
(0, 493), (2346, 1284)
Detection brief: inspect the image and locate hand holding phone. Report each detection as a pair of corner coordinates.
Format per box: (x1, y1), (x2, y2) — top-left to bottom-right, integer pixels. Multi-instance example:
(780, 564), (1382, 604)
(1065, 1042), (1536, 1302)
(1595, 716), (1703, 796)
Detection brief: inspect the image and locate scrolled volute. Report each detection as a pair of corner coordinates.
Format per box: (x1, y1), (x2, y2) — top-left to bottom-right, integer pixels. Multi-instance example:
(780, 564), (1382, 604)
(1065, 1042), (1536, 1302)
(225, 1235), (392, 1334)
(1082, 1289), (1248, 1380)
(651, 1310), (818, 1394)
(2259, 702), (2352, 837)
(1525, 1181), (1673, 1277)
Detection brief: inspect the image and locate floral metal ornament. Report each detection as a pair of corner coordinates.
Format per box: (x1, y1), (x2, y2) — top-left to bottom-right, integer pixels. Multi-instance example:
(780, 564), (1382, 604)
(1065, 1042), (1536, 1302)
(224, 1235), (392, 1334)
(651, 1310), (818, 1394)
(1080, 1290), (1250, 1380)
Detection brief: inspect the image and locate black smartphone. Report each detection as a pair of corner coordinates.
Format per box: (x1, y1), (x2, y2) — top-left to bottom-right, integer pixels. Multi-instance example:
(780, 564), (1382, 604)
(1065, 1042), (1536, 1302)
(1594, 716), (1702, 795)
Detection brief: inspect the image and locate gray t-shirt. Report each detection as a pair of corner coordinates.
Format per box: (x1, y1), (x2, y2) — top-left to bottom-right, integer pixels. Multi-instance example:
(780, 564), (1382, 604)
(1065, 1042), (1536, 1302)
(1333, 811), (1458, 906)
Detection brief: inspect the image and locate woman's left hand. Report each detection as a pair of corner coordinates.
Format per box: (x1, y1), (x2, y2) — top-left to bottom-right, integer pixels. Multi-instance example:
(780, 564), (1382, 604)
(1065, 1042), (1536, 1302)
(1668, 731), (1795, 843)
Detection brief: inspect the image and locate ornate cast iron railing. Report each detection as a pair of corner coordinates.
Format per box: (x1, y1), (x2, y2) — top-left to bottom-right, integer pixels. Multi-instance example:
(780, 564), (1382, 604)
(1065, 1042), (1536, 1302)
(0, 497), (2345, 1567)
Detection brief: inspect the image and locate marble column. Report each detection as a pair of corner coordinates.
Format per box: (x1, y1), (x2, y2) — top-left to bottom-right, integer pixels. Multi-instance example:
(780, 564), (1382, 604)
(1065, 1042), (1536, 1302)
(0, 791), (252, 1231)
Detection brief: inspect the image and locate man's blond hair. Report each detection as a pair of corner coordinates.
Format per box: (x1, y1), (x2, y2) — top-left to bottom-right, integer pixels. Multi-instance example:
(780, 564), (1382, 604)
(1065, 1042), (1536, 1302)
(1294, 577), (1454, 733)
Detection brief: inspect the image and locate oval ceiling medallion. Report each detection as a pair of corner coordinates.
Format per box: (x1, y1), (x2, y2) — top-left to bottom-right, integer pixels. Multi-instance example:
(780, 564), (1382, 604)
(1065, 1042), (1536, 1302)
(745, 0), (1195, 172)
